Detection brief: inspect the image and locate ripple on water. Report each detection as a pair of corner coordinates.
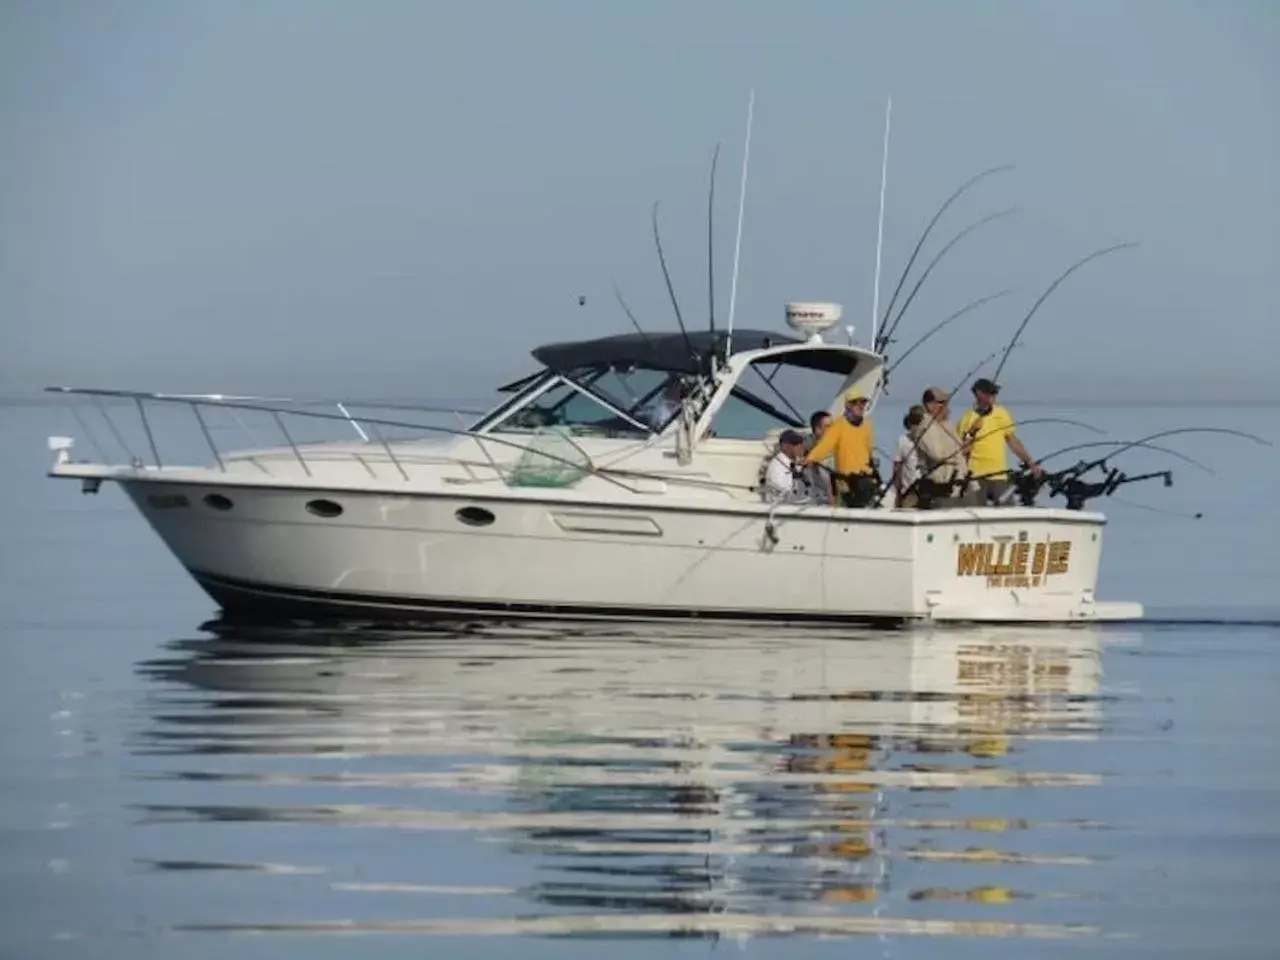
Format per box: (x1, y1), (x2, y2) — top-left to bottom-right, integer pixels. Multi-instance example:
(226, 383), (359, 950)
(98, 619), (1141, 946)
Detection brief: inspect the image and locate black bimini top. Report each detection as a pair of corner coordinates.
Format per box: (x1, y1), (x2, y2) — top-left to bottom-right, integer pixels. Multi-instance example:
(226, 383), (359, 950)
(531, 329), (861, 376)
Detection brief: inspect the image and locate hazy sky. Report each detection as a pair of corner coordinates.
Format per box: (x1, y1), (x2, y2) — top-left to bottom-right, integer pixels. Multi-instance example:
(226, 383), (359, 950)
(2, 0), (1276, 402)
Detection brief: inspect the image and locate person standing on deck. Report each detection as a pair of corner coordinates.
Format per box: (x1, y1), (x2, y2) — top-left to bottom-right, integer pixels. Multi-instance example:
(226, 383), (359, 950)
(891, 405), (927, 508)
(805, 410), (835, 505)
(801, 389), (877, 508)
(913, 387), (971, 507)
(957, 377), (1042, 504)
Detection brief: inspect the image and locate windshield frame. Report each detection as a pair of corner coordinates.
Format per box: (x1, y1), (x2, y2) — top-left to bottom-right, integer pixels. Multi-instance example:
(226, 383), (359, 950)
(473, 367), (667, 437)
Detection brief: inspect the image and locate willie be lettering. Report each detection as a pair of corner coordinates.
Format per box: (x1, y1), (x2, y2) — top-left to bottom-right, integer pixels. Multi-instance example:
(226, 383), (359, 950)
(955, 538), (1072, 589)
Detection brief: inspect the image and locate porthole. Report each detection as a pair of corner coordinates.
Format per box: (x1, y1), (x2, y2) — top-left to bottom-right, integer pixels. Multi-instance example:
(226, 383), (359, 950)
(203, 493), (233, 511)
(306, 498), (344, 518)
(456, 506), (496, 527)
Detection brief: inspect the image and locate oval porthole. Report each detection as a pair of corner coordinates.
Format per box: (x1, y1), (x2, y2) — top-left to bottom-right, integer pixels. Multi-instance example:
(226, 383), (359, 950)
(306, 498), (344, 518)
(204, 493), (233, 511)
(456, 506), (496, 527)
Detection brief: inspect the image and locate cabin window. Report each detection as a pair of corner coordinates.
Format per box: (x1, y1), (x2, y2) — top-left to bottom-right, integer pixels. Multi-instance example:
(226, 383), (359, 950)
(702, 357), (858, 440)
(305, 499), (344, 518)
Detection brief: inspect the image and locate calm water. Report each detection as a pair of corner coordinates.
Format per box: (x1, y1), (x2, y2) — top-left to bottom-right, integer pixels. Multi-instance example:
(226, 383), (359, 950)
(2, 400), (1279, 958)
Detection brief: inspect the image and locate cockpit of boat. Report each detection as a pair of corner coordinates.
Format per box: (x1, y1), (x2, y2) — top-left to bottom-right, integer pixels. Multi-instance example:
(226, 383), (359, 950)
(470, 328), (882, 445)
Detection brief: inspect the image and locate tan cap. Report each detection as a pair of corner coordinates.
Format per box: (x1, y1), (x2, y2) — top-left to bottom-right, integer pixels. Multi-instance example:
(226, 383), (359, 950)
(922, 386), (950, 404)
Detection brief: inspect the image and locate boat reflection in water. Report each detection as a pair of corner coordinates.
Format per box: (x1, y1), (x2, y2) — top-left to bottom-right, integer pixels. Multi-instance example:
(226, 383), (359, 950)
(134, 619), (1131, 941)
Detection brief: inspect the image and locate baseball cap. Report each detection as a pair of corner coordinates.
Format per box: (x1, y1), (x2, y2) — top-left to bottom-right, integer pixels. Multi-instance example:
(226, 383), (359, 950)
(843, 387), (868, 404)
(972, 377), (1000, 395)
(922, 386), (950, 404)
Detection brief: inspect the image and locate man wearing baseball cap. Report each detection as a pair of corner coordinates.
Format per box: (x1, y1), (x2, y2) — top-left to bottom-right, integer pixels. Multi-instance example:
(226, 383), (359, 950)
(957, 377), (1041, 504)
(763, 429), (809, 502)
(801, 387), (878, 507)
(912, 386), (971, 506)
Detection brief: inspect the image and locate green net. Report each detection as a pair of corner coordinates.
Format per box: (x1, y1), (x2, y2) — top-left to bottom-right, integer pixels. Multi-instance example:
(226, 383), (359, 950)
(507, 427), (592, 488)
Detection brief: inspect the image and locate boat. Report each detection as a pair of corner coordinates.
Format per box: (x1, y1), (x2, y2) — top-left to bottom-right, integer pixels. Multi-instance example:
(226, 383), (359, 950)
(43, 300), (1148, 624)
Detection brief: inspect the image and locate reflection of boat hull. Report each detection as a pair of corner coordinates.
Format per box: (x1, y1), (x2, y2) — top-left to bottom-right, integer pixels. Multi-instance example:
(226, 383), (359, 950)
(148, 622), (1111, 742)
(132, 621), (1123, 928)
(119, 479), (1138, 624)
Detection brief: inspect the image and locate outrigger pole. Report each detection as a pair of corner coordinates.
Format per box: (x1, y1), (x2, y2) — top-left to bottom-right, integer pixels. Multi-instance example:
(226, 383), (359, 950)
(869, 96), (891, 352)
(725, 87), (755, 362)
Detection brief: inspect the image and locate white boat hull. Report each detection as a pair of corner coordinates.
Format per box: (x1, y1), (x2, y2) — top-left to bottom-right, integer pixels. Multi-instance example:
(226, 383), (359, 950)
(105, 476), (1139, 624)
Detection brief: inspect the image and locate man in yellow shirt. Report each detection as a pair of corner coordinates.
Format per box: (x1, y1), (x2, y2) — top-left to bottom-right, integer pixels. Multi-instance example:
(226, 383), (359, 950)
(802, 388), (877, 507)
(957, 377), (1041, 505)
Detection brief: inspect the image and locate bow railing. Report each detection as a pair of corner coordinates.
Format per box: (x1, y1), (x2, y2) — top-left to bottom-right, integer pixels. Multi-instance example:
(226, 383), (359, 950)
(45, 386), (503, 484)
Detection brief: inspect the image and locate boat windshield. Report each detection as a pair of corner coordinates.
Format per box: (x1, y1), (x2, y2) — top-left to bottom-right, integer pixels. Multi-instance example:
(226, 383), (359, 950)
(483, 347), (869, 441)
(487, 367), (673, 438)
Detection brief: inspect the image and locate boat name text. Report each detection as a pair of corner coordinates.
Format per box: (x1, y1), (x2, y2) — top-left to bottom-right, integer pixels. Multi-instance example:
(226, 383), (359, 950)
(955, 539), (1071, 588)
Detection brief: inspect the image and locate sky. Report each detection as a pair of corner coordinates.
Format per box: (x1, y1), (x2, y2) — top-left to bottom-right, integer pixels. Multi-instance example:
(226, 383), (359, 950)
(1, 0), (1276, 403)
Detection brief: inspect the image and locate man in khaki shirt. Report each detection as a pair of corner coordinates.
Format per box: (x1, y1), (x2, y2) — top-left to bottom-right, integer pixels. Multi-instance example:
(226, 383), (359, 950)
(912, 386), (971, 507)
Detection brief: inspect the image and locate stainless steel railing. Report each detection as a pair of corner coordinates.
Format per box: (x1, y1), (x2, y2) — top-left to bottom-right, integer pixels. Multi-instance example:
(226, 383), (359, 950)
(45, 387), (515, 484)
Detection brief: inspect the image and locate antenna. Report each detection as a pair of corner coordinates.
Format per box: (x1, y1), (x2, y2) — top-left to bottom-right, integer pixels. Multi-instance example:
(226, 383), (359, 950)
(870, 96), (892, 352)
(707, 143), (720, 338)
(726, 87), (755, 360)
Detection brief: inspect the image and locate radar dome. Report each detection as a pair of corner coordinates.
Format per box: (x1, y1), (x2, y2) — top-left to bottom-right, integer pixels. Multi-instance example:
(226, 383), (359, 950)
(785, 302), (843, 341)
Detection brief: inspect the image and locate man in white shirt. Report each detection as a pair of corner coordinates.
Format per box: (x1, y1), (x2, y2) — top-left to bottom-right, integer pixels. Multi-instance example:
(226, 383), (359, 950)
(764, 430), (808, 502)
(891, 404), (926, 507)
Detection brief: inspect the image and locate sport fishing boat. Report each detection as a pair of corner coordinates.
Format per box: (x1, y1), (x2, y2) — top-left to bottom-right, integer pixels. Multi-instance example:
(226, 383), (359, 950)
(44, 302), (1148, 624)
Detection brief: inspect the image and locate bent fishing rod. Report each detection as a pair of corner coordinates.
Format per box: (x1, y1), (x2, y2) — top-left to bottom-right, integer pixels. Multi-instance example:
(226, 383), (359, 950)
(884, 289), (1014, 379)
(651, 200), (696, 367)
(970, 427), (1266, 509)
(1004, 427), (1271, 509)
(876, 206), (1018, 357)
(1036, 426), (1271, 471)
(893, 415), (1102, 507)
(868, 343), (1019, 507)
(874, 164), (1015, 354)
(991, 241), (1138, 383)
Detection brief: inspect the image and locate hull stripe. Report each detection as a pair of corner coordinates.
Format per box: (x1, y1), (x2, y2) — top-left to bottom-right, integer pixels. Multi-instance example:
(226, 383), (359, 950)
(189, 569), (911, 627)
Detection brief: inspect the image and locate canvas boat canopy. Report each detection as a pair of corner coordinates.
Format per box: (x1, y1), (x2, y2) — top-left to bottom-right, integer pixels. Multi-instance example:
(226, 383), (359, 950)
(531, 329), (856, 375)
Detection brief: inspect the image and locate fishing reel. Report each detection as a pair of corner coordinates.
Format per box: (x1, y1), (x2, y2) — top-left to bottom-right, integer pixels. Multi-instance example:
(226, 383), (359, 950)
(1041, 460), (1173, 510)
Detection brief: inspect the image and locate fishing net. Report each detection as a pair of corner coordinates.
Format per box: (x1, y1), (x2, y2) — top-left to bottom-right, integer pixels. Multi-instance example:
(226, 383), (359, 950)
(507, 427), (592, 488)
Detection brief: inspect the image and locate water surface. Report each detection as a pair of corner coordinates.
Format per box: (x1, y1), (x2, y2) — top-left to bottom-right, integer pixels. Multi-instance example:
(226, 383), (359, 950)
(2, 401), (1278, 958)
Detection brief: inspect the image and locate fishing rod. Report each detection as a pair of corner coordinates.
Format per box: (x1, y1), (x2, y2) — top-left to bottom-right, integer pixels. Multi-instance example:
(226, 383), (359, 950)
(651, 200), (696, 364)
(802, 412), (1096, 509)
(873, 163), (1014, 354)
(990, 241), (1138, 383)
(1044, 465), (1173, 511)
(884, 289), (1014, 378)
(959, 435), (1215, 510)
(876, 207), (1018, 357)
(892, 413), (1100, 508)
(1019, 439), (1215, 475)
(1033, 427), (1269, 475)
(612, 281), (655, 349)
(1110, 497), (1204, 520)
(986, 426), (1267, 510)
(869, 343), (1017, 507)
